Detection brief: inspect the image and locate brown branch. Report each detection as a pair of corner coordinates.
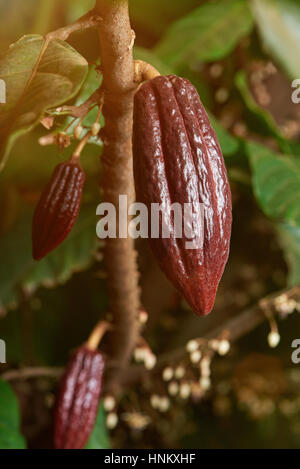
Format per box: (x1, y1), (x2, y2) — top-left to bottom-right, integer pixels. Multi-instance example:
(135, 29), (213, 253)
(157, 285), (300, 367)
(1, 367), (63, 382)
(54, 89), (103, 119)
(45, 10), (102, 42)
(95, 0), (141, 395)
(2, 286), (299, 386)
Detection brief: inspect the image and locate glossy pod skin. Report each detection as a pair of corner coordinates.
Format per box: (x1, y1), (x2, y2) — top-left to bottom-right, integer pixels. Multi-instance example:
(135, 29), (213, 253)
(32, 160), (85, 260)
(133, 75), (232, 316)
(54, 346), (105, 450)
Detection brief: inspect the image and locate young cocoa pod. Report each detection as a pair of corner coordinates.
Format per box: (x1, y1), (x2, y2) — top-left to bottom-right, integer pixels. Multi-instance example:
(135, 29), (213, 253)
(32, 159), (85, 260)
(54, 346), (105, 449)
(133, 75), (232, 316)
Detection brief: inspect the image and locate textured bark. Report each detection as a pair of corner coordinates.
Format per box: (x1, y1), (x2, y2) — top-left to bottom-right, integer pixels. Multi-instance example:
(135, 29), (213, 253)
(95, 0), (140, 394)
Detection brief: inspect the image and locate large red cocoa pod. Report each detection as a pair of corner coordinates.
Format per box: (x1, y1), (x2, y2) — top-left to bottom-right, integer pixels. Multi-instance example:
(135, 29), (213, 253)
(32, 159), (85, 260)
(133, 75), (232, 316)
(54, 346), (105, 449)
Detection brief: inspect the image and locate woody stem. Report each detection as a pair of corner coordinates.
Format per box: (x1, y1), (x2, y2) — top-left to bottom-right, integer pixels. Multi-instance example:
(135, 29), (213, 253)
(94, 0), (141, 395)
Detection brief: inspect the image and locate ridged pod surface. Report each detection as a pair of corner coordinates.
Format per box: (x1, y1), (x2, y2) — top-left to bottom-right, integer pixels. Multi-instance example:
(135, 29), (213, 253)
(133, 75), (232, 316)
(32, 160), (85, 260)
(54, 346), (105, 449)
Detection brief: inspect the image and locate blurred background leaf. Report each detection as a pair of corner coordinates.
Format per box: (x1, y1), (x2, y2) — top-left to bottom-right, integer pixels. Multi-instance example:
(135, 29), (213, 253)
(0, 35), (88, 170)
(235, 71), (289, 152)
(0, 203), (99, 314)
(277, 223), (300, 286)
(85, 406), (109, 450)
(0, 379), (26, 449)
(247, 142), (300, 225)
(252, 0), (300, 79)
(155, 0), (253, 69)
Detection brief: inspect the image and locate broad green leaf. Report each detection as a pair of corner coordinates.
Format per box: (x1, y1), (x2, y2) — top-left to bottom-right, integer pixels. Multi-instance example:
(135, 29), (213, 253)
(0, 35), (88, 170)
(247, 141), (300, 225)
(251, 0), (300, 78)
(277, 222), (300, 286)
(0, 203), (98, 314)
(85, 406), (110, 450)
(155, 0), (254, 68)
(0, 379), (26, 449)
(235, 71), (290, 153)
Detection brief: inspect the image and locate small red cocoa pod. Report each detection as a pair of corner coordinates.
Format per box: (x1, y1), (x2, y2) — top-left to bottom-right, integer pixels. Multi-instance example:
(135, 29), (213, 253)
(133, 75), (232, 316)
(54, 346), (105, 450)
(32, 159), (85, 260)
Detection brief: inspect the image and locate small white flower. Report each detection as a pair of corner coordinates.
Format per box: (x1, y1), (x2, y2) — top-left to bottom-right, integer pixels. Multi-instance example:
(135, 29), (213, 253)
(106, 413), (118, 429)
(139, 310), (148, 324)
(134, 347), (146, 363)
(103, 395), (116, 412)
(162, 367), (174, 381)
(150, 394), (160, 409)
(199, 376), (211, 391)
(158, 396), (170, 413)
(74, 125), (83, 140)
(180, 382), (191, 399)
(91, 122), (101, 136)
(268, 331), (280, 348)
(209, 339), (220, 351)
(190, 350), (202, 364)
(168, 381), (179, 396)
(144, 352), (157, 370)
(200, 358), (211, 377)
(174, 366), (185, 380)
(218, 340), (231, 356)
(122, 412), (151, 430)
(186, 339), (199, 353)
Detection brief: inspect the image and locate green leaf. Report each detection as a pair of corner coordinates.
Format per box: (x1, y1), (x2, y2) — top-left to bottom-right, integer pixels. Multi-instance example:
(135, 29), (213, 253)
(85, 405), (110, 450)
(0, 379), (26, 449)
(0, 35), (88, 170)
(277, 222), (300, 286)
(247, 141), (300, 225)
(155, 0), (254, 68)
(251, 0), (300, 78)
(0, 203), (98, 314)
(235, 71), (290, 153)
(62, 64), (103, 145)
